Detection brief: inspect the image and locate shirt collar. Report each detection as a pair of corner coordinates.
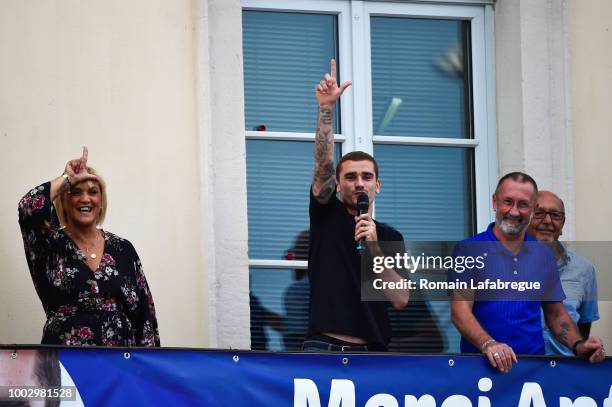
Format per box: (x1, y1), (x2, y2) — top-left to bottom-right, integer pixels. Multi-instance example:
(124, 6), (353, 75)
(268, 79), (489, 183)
(485, 222), (532, 255)
(554, 241), (570, 266)
(485, 222), (498, 241)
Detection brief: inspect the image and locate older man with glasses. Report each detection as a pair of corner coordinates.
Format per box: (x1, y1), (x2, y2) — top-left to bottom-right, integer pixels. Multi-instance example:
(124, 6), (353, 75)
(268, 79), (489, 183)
(528, 191), (601, 356)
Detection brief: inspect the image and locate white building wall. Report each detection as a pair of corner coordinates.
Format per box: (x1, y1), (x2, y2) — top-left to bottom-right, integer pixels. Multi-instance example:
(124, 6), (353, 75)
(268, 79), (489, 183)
(495, 0), (575, 238)
(570, 0), (612, 343)
(496, 0), (611, 344)
(0, 0), (209, 347)
(196, 0), (250, 349)
(0, 0), (609, 350)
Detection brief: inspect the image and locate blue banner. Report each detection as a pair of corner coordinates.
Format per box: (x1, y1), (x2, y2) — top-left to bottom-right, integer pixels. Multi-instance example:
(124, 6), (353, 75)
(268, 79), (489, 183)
(1, 348), (611, 406)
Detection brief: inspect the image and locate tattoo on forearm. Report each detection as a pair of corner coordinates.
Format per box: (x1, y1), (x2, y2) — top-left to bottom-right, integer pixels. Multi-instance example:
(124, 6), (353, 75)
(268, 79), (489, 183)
(314, 167), (335, 201)
(314, 130), (330, 169)
(557, 321), (571, 346)
(313, 106), (335, 200)
(320, 106), (332, 125)
(315, 106), (333, 148)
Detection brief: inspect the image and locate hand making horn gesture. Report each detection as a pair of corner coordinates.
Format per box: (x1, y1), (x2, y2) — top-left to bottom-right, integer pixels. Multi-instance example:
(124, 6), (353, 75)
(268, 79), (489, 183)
(315, 58), (352, 107)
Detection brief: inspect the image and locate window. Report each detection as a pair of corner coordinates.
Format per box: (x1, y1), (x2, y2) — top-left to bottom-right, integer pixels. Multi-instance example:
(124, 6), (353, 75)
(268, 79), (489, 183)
(243, 0), (495, 352)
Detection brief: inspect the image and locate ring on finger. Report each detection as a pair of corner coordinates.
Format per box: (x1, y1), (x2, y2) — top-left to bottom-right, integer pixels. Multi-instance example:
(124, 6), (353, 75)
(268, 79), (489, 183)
(493, 352), (500, 358)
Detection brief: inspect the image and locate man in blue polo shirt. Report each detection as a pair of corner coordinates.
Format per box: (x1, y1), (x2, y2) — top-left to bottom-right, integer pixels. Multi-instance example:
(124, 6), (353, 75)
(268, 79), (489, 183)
(451, 172), (606, 373)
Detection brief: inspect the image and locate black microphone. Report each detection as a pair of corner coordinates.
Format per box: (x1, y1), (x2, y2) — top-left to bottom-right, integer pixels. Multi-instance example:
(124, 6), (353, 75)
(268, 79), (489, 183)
(356, 194), (369, 253)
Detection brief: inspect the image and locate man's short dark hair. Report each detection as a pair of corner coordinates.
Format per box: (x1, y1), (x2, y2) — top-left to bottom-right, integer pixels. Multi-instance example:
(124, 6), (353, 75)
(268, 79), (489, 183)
(494, 172), (538, 197)
(335, 151), (379, 180)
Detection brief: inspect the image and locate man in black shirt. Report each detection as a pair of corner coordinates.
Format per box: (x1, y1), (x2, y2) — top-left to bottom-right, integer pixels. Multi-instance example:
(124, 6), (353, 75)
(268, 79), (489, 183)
(303, 59), (409, 352)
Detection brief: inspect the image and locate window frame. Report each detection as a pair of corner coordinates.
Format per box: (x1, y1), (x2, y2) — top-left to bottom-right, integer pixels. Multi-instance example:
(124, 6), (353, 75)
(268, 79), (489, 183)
(243, 0), (353, 148)
(241, 0), (497, 268)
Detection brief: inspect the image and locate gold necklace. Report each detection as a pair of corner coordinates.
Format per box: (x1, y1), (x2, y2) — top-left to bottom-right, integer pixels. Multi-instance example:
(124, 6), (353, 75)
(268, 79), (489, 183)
(84, 238), (98, 259)
(69, 230), (100, 260)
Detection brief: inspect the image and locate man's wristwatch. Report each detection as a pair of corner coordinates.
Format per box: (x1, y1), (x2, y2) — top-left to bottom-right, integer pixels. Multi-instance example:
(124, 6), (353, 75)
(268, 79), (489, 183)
(572, 339), (585, 355)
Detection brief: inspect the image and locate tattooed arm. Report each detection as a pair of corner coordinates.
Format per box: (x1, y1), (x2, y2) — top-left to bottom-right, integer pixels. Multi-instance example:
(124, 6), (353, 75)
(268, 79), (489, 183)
(312, 105), (335, 202)
(312, 59), (351, 203)
(543, 302), (582, 347)
(543, 302), (606, 362)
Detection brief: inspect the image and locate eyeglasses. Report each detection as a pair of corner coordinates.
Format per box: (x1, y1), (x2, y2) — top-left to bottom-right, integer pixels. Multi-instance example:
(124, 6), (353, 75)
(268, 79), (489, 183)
(498, 198), (533, 211)
(533, 210), (565, 221)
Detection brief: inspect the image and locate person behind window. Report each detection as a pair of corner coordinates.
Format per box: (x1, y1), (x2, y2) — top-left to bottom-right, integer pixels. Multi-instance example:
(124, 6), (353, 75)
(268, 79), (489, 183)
(249, 293), (284, 350)
(282, 230), (311, 350)
(18, 147), (160, 346)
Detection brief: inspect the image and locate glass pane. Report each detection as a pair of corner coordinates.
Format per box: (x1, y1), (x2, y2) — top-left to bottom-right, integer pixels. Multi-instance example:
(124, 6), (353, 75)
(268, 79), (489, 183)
(250, 268), (452, 352)
(246, 140), (341, 259)
(374, 145), (474, 241)
(243, 11), (340, 133)
(371, 17), (471, 138)
(387, 301), (447, 353)
(250, 268), (310, 351)
(374, 144), (473, 353)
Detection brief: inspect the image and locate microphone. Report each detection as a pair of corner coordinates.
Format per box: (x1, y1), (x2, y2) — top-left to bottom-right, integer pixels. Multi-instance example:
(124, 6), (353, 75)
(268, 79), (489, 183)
(356, 194), (369, 253)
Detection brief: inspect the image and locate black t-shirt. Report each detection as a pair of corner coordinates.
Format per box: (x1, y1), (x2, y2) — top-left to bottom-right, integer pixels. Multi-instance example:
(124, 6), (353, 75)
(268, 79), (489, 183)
(307, 188), (404, 350)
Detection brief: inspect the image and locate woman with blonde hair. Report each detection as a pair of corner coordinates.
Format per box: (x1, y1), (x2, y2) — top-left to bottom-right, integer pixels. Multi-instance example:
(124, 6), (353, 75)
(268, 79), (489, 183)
(18, 147), (160, 346)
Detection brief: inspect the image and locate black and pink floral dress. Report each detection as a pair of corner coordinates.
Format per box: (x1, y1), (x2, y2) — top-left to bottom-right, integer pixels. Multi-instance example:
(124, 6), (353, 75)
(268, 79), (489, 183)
(18, 182), (160, 346)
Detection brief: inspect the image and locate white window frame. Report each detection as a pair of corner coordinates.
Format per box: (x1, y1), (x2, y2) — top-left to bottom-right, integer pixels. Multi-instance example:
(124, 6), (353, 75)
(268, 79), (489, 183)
(242, 0), (497, 272)
(361, 1), (496, 234)
(243, 0), (353, 148)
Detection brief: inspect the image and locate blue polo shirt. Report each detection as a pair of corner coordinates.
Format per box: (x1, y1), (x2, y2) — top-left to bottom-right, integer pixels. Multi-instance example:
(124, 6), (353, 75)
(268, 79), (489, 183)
(454, 223), (565, 355)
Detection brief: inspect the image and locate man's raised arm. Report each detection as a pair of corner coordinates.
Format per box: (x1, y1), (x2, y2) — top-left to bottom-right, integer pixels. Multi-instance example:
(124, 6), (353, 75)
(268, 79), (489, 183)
(312, 59), (351, 203)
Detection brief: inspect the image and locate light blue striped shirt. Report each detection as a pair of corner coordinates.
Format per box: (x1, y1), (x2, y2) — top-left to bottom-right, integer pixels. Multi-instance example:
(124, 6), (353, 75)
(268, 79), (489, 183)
(542, 247), (599, 356)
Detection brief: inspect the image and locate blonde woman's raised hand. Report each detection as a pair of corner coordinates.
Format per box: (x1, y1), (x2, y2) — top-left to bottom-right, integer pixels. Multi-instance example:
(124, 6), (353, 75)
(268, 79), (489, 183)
(64, 146), (97, 185)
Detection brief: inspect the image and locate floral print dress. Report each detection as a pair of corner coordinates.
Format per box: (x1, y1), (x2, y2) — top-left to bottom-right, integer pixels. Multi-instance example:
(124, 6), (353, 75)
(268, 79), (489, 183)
(18, 182), (160, 346)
